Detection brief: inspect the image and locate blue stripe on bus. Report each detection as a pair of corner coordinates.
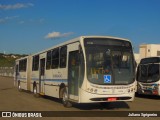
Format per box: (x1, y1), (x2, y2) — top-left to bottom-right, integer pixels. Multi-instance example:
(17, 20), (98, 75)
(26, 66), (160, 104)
(18, 77), (67, 83)
(17, 77), (27, 80)
(31, 78), (39, 80)
(31, 78), (67, 83)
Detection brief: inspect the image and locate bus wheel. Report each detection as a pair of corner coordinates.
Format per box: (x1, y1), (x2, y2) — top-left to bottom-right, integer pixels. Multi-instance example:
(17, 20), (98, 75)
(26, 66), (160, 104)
(61, 88), (72, 107)
(33, 85), (39, 97)
(18, 81), (22, 92)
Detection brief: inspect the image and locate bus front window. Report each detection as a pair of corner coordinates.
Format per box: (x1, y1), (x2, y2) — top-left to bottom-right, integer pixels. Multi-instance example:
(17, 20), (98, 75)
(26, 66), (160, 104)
(137, 64), (160, 83)
(112, 51), (134, 84)
(84, 38), (135, 85)
(86, 47), (113, 84)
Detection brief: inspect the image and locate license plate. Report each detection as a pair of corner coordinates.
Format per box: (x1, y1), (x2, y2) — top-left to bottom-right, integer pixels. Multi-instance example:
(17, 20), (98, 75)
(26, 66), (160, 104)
(108, 97), (117, 101)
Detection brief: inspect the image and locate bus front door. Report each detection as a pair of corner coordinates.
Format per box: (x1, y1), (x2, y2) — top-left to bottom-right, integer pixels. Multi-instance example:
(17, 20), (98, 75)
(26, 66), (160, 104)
(68, 51), (79, 101)
(39, 58), (45, 95)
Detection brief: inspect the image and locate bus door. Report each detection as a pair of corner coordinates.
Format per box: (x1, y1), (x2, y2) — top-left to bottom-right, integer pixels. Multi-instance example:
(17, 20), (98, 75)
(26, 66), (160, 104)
(39, 58), (45, 94)
(68, 51), (80, 101)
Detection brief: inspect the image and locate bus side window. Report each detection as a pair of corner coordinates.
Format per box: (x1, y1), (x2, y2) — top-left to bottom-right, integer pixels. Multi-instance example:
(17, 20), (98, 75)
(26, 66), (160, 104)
(16, 65), (19, 76)
(32, 55), (39, 71)
(52, 48), (59, 69)
(19, 59), (27, 72)
(60, 46), (67, 68)
(46, 51), (51, 70)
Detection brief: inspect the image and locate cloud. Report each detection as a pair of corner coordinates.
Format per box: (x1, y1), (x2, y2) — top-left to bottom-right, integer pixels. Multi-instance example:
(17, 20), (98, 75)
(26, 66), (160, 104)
(0, 3), (34, 10)
(18, 18), (45, 24)
(45, 32), (74, 39)
(0, 16), (19, 24)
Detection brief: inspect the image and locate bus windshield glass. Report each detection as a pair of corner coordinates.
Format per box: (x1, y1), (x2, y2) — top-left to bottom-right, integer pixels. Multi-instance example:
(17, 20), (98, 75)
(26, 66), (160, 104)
(84, 38), (135, 85)
(137, 57), (160, 83)
(140, 57), (160, 64)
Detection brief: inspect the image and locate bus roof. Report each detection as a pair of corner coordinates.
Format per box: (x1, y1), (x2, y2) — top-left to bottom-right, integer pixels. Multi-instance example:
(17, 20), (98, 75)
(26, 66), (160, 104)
(31, 36), (130, 56)
(15, 56), (29, 62)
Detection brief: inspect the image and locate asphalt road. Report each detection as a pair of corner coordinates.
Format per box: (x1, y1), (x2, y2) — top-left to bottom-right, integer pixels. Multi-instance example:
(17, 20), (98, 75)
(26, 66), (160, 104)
(0, 76), (159, 120)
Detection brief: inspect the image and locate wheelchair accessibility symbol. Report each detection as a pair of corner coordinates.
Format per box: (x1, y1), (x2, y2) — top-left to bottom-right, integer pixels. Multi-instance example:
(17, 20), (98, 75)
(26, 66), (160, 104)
(104, 75), (111, 83)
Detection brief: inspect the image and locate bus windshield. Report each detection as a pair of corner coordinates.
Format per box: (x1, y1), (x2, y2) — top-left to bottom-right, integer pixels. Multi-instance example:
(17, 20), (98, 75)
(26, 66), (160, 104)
(137, 58), (160, 83)
(84, 38), (135, 85)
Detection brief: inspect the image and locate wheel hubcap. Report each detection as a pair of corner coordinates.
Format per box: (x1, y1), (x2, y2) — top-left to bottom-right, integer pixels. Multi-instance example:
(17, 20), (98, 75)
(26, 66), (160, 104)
(63, 91), (67, 102)
(34, 87), (37, 94)
(18, 84), (21, 90)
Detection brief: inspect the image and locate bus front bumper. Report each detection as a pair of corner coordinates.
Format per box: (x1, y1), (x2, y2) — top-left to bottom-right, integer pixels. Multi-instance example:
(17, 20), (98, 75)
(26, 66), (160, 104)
(79, 89), (135, 103)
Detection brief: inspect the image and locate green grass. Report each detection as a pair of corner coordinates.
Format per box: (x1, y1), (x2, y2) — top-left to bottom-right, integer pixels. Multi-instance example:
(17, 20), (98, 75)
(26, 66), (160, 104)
(0, 53), (27, 67)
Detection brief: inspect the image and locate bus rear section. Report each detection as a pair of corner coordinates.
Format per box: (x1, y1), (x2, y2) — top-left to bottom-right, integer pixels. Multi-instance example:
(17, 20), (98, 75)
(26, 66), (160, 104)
(15, 56), (32, 91)
(136, 57), (160, 96)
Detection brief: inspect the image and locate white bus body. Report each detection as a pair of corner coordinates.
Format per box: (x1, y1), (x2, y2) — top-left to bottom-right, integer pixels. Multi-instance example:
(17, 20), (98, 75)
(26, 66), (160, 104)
(136, 57), (160, 96)
(15, 36), (136, 107)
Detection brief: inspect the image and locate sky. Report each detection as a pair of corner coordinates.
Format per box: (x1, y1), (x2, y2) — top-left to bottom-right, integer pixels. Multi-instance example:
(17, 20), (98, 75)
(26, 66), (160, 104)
(0, 0), (160, 54)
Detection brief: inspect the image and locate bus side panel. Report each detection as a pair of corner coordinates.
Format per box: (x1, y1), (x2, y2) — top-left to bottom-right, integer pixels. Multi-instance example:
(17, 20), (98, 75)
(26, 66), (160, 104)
(18, 71), (27, 90)
(44, 69), (60, 98)
(44, 85), (60, 98)
(44, 68), (67, 98)
(44, 69), (53, 96)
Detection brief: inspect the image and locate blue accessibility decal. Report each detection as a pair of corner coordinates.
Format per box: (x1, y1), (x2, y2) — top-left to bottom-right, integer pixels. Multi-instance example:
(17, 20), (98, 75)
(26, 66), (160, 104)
(104, 75), (111, 83)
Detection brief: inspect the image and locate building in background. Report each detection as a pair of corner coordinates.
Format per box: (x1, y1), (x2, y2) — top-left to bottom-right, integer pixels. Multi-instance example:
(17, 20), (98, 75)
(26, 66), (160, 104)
(140, 44), (160, 58)
(135, 44), (160, 64)
(134, 53), (140, 64)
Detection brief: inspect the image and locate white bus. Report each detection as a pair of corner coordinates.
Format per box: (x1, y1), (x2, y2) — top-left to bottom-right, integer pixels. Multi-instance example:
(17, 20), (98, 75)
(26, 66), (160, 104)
(15, 36), (136, 107)
(136, 57), (160, 96)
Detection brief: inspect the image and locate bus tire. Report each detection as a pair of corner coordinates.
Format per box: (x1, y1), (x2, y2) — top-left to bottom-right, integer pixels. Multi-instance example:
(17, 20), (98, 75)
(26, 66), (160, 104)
(33, 85), (39, 97)
(18, 81), (22, 92)
(61, 88), (72, 107)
